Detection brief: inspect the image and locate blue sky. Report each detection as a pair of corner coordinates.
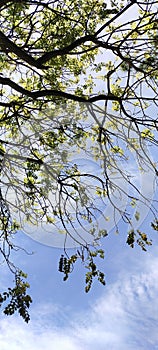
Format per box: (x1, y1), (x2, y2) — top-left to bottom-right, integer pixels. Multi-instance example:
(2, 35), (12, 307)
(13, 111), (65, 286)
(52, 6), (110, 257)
(0, 211), (158, 350)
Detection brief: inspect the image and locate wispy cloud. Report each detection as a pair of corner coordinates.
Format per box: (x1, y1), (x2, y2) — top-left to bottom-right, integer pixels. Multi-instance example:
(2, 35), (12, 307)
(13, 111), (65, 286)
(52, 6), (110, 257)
(0, 247), (158, 350)
(75, 254), (158, 350)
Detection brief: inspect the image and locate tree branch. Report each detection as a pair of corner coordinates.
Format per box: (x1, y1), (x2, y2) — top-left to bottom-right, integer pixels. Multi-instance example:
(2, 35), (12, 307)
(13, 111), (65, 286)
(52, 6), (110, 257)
(95, 0), (137, 36)
(0, 31), (48, 70)
(36, 35), (93, 65)
(0, 76), (121, 103)
(91, 38), (145, 73)
(0, 0), (12, 7)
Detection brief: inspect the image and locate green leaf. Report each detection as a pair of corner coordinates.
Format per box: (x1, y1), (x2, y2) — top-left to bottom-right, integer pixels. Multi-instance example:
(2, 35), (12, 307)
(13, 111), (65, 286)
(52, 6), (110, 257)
(135, 211), (140, 221)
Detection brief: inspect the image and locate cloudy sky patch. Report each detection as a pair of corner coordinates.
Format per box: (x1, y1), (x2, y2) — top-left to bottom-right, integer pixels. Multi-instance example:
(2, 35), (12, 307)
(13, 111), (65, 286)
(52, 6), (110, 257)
(0, 244), (158, 350)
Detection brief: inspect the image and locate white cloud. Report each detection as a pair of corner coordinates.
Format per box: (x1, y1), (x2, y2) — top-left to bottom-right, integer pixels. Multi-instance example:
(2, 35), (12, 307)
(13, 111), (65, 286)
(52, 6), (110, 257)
(0, 248), (158, 350)
(0, 318), (82, 350)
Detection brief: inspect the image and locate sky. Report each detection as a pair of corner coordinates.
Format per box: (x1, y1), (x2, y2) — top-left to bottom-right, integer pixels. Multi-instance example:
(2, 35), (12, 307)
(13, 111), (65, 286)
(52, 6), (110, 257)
(0, 208), (158, 350)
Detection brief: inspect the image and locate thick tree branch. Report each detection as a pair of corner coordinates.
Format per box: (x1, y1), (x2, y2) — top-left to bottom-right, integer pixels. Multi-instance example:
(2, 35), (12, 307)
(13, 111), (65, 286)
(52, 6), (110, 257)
(0, 77), (33, 97)
(36, 35), (94, 65)
(0, 0), (12, 7)
(0, 1), (137, 69)
(0, 101), (14, 107)
(0, 76), (121, 103)
(0, 31), (48, 69)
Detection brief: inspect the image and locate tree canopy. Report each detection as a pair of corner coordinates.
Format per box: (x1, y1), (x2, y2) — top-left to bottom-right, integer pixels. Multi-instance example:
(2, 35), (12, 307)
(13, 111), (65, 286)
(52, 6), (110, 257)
(0, 0), (158, 322)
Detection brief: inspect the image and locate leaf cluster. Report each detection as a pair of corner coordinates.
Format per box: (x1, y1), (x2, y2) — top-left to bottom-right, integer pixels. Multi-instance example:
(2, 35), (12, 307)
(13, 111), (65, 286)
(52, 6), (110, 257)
(126, 229), (152, 251)
(58, 247), (105, 292)
(0, 271), (32, 323)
